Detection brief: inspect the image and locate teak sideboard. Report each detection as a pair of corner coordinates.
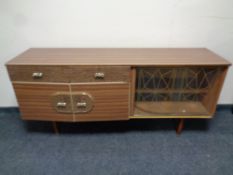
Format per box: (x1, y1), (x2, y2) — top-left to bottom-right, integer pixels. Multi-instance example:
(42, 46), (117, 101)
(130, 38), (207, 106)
(6, 48), (231, 134)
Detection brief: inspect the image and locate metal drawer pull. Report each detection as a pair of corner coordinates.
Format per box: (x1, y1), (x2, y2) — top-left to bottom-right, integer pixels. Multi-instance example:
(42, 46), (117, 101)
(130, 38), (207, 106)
(77, 102), (87, 108)
(94, 72), (105, 79)
(56, 102), (67, 107)
(32, 72), (43, 79)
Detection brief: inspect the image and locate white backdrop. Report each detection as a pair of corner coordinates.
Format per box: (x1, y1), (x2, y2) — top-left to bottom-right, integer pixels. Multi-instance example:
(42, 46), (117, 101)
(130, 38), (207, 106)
(0, 0), (232, 106)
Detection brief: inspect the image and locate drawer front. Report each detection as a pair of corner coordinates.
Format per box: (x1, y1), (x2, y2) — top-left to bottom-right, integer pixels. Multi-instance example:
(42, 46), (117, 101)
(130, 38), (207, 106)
(71, 66), (130, 82)
(8, 65), (130, 83)
(13, 83), (74, 121)
(7, 65), (71, 82)
(71, 83), (129, 121)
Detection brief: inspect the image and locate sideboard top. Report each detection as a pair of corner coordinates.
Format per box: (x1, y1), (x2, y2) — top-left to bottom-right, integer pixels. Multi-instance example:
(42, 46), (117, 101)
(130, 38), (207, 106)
(6, 48), (231, 66)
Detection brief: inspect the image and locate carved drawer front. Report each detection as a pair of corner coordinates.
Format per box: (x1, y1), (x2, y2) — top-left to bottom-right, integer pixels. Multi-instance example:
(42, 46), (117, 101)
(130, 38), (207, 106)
(13, 83), (73, 121)
(71, 83), (130, 121)
(71, 66), (130, 83)
(7, 65), (71, 82)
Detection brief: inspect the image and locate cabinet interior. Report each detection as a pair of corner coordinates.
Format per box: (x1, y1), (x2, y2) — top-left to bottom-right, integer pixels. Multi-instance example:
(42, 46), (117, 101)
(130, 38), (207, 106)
(133, 66), (223, 117)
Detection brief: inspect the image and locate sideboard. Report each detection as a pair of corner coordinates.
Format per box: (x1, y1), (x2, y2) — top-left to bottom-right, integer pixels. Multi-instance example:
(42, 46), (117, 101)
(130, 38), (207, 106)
(6, 48), (231, 134)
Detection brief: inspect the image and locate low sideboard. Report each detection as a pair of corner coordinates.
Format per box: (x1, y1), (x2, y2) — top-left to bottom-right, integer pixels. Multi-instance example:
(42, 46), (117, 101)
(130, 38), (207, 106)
(6, 48), (231, 134)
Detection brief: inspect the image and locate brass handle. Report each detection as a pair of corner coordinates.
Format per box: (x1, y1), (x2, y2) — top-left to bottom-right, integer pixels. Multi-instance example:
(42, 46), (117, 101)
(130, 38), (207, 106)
(56, 102), (67, 107)
(32, 72), (43, 79)
(94, 72), (105, 79)
(77, 102), (87, 108)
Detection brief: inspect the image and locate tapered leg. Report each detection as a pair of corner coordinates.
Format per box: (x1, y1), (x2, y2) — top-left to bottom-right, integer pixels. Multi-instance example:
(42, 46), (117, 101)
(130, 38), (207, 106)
(52, 121), (59, 134)
(176, 119), (184, 135)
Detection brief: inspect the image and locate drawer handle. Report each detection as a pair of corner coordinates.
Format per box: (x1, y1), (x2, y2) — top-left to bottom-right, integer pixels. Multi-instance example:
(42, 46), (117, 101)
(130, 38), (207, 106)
(56, 102), (67, 107)
(94, 72), (105, 79)
(32, 72), (43, 79)
(77, 102), (87, 108)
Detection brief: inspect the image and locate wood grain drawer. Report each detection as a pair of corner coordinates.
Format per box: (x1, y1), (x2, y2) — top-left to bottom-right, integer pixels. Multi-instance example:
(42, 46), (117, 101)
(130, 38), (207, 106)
(71, 83), (130, 121)
(7, 65), (130, 83)
(7, 65), (71, 82)
(13, 83), (74, 121)
(71, 66), (130, 82)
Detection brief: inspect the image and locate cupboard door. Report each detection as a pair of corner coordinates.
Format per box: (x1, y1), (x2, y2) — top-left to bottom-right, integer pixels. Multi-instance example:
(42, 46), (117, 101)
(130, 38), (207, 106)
(13, 83), (74, 121)
(71, 83), (129, 121)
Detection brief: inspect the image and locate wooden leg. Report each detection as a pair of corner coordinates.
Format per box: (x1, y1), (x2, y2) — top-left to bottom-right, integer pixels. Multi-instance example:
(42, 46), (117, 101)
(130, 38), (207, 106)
(52, 121), (59, 134)
(176, 119), (184, 135)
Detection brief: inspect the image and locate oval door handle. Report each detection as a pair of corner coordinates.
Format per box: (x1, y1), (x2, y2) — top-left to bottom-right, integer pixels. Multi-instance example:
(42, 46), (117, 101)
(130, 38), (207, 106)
(56, 102), (67, 107)
(32, 72), (43, 79)
(77, 102), (87, 108)
(94, 72), (105, 79)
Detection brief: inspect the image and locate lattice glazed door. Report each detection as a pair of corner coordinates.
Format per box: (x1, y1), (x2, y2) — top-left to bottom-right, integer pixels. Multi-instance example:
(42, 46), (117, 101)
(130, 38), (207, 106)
(135, 67), (222, 116)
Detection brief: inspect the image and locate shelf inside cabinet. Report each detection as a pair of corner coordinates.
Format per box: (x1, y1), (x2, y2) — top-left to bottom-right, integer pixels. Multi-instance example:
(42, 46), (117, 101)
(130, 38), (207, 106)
(133, 101), (210, 118)
(136, 88), (209, 94)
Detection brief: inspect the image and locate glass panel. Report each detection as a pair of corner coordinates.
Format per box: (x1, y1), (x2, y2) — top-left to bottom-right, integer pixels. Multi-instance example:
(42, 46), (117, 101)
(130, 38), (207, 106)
(135, 67), (219, 116)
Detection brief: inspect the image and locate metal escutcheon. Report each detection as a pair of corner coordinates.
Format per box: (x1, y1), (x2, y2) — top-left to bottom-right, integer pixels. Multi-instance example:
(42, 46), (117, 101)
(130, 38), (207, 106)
(51, 92), (72, 113)
(73, 92), (93, 113)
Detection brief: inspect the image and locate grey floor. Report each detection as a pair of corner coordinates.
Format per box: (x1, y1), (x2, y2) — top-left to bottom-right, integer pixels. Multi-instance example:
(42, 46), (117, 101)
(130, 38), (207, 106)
(0, 108), (233, 175)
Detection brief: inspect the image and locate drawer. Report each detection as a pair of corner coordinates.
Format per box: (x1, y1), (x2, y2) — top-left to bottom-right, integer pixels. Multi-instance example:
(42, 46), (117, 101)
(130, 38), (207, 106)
(71, 66), (130, 82)
(71, 83), (130, 121)
(7, 65), (72, 82)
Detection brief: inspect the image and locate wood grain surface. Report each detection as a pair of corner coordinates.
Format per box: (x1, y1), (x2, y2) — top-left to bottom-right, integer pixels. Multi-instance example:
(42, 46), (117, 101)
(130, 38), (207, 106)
(71, 83), (130, 121)
(130, 68), (136, 115)
(13, 83), (74, 121)
(6, 48), (231, 66)
(134, 101), (210, 118)
(70, 66), (130, 82)
(7, 65), (72, 82)
(7, 65), (130, 83)
(202, 66), (229, 115)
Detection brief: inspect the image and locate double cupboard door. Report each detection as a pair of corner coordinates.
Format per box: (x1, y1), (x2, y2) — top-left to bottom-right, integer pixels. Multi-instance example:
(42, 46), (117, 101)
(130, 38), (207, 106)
(13, 82), (129, 122)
